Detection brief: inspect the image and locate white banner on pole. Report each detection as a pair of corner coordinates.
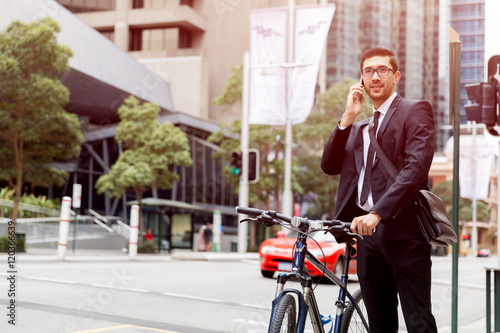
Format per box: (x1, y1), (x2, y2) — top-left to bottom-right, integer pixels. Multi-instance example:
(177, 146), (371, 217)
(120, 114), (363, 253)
(290, 4), (335, 125)
(459, 144), (494, 200)
(249, 7), (288, 125)
(249, 5), (335, 125)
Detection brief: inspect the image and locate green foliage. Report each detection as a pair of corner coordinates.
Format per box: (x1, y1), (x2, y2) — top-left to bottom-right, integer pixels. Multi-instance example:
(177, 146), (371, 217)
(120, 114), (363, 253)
(95, 96), (193, 200)
(137, 241), (158, 253)
(212, 63), (243, 112)
(432, 180), (490, 222)
(209, 69), (373, 217)
(208, 118), (302, 205)
(0, 17), (83, 221)
(294, 78), (372, 218)
(0, 187), (60, 218)
(0, 234), (25, 252)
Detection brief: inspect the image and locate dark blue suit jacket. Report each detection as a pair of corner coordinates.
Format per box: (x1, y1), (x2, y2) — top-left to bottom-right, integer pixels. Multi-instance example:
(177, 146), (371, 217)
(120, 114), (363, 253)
(321, 95), (435, 240)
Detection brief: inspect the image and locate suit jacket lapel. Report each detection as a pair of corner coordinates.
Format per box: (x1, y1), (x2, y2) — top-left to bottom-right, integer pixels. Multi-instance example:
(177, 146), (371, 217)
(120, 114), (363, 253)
(377, 94), (403, 140)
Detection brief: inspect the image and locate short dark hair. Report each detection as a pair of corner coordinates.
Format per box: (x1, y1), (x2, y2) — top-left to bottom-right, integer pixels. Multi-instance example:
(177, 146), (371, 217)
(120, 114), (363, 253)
(360, 46), (398, 72)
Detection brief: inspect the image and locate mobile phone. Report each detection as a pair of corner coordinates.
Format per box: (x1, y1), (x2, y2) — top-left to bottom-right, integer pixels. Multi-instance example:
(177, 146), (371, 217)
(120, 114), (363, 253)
(358, 77), (364, 102)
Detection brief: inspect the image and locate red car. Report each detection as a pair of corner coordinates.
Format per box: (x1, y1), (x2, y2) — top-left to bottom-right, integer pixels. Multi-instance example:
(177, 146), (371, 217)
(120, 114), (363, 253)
(259, 230), (357, 278)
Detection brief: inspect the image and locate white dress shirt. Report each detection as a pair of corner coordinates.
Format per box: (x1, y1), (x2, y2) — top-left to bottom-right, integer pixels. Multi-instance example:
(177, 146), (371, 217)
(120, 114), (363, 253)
(351, 92), (398, 211)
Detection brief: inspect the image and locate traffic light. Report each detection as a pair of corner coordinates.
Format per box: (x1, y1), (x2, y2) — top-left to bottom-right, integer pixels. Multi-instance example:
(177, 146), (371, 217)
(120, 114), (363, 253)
(482, 82), (497, 126)
(464, 82), (482, 123)
(230, 151), (242, 176)
(465, 81), (498, 126)
(248, 149), (260, 183)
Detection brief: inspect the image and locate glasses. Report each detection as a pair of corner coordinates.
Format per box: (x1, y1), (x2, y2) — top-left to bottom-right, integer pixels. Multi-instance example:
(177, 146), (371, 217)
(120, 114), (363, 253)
(361, 66), (396, 77)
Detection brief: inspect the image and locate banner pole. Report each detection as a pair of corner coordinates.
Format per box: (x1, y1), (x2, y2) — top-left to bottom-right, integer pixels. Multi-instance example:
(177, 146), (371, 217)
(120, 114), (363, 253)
(282, 0), (295, 217)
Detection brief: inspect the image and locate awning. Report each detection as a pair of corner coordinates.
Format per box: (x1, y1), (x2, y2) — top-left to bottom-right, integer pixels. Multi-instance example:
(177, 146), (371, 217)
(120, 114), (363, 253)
(126, 198), (205, 211)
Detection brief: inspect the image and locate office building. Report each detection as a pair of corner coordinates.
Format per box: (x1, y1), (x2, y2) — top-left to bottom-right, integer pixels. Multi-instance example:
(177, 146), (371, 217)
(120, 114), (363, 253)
(449, 0), (485, 122)
(323, 0), (448, 152)
(2, 0), (240, 252)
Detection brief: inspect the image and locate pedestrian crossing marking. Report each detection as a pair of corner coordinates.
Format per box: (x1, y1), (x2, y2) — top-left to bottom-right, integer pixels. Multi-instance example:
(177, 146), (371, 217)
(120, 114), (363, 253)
(73, 324), (180, 332)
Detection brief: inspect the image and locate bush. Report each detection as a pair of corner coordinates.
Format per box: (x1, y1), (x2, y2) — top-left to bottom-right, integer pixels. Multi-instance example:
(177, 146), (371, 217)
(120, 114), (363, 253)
(0, 234), (25, 253)
(0, 187), (60, 218)
(138, 241), (157, 253)
(0, 236), (7, 252)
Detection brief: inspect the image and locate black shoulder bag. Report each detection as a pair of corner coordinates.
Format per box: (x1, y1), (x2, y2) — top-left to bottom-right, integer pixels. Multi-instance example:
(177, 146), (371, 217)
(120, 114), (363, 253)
(368, 119), (457, 247)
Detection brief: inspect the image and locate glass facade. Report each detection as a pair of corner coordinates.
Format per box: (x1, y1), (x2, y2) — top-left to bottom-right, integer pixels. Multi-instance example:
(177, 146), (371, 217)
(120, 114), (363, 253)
(450, 0), (485, 123)
(178, 136), (238, 209)
(326, 0), (360, 85)
(325, 0), (445, 152)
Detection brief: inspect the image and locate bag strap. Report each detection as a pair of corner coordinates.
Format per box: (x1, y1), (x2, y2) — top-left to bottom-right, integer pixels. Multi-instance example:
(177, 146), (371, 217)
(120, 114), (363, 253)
(368, 117), (398, 180)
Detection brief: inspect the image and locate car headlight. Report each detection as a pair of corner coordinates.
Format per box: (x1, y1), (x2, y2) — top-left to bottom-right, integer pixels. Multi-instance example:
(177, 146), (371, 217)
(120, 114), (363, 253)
(261, 245), (276, 254)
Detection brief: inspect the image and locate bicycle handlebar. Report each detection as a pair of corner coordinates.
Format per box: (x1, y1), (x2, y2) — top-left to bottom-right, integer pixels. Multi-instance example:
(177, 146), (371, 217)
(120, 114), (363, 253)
(235, 206), (352, 231)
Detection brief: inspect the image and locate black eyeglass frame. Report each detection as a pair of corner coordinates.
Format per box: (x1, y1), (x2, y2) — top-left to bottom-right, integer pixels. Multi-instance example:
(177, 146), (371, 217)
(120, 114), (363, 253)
(361, 66), (396, 77)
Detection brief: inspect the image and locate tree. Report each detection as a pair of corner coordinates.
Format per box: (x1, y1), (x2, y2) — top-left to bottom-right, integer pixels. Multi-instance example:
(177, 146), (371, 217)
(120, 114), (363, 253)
(0, 17), (83, 223)
(432, 180), (489, 223)
(95, 96), (193, 240)
(209, 62), (372, 218)
(294, 78), (372, 218)
(208, 64), (303, 211)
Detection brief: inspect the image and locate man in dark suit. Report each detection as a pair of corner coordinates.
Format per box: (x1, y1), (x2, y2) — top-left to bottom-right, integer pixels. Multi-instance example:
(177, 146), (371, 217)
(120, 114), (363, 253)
(321, 47), (438, 333)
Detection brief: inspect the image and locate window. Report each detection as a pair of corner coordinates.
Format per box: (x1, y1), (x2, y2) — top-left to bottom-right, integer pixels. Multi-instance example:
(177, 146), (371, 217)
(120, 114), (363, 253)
(133, 0), (193, 9)
(55, 0), (115, 12)
(451, 4), (485, 18)
(132, 0), (144, 8)
(99, 30), (115, 43)
(129, 27), (192, 51)
(142, 28), (178, 51)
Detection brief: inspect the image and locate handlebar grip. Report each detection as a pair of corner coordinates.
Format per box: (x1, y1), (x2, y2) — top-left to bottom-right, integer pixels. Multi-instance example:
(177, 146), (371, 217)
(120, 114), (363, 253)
(235, 206), (264, 217)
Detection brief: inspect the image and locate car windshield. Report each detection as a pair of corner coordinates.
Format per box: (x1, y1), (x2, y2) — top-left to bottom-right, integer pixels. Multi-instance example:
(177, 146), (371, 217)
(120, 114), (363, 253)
(286, 231), (337, 243)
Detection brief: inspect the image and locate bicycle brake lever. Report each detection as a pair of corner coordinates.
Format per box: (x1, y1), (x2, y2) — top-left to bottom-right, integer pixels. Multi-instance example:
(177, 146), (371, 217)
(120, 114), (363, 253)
(240, 215), (279, 227)
(326, 225), (363, 243)
(344, 229), (363, 240)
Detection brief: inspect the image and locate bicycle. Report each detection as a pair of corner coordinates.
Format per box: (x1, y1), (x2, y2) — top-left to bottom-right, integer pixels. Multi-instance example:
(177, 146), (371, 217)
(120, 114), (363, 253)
(236, 206), (369, 333)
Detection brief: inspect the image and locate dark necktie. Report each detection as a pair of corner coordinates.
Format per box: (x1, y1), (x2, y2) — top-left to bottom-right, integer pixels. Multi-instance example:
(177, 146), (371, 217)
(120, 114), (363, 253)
(360, 111), (380, 205)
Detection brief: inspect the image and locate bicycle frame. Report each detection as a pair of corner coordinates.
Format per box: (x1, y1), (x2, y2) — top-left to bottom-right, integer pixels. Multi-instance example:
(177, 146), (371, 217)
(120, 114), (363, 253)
(269, 232), (369, 333)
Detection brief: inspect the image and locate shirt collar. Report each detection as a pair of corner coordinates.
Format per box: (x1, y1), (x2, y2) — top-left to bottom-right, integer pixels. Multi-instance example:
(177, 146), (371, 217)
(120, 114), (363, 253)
(373, 92), (398, 115)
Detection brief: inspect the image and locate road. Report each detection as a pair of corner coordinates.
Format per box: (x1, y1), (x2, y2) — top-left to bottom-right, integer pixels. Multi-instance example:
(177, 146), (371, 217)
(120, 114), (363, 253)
(0, 249), (495, 332)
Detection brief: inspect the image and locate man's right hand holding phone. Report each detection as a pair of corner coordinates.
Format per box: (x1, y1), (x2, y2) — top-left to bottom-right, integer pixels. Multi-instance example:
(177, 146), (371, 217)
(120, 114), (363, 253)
(340, 77), (365, 128)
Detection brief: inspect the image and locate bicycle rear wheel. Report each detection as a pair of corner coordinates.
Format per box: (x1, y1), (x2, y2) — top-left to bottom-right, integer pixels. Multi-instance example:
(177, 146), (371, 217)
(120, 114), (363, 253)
(340, 289), (369, 333)
(269, 294), (297, 333)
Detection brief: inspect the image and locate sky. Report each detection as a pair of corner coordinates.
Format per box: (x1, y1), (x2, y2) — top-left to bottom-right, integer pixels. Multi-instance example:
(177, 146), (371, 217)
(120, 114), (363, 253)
(485, 0), (500, 78)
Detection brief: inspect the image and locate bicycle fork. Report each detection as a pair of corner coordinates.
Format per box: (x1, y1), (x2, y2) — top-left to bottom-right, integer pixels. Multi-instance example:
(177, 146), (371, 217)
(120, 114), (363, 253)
(333, 241), (356, 333)
(271, 241), (312, 332)
(271, 241), (326, 333)
(273, 274), (326, 333)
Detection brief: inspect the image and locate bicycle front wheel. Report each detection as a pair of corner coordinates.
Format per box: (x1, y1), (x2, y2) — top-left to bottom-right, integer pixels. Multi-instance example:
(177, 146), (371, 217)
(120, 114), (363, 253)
(340, 289), (369, 333)
(269, 294), (297, 333)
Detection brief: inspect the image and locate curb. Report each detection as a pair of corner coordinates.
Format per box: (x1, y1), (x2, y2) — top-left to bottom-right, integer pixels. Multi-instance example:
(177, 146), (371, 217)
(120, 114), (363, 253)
(171, 251), (259, 261)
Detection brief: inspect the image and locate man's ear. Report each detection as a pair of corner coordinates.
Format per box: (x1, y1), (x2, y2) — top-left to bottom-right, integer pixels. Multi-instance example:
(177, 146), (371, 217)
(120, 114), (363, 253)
(394, 71), (401, 84)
